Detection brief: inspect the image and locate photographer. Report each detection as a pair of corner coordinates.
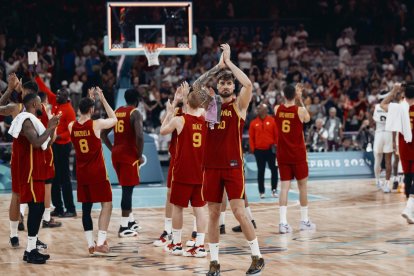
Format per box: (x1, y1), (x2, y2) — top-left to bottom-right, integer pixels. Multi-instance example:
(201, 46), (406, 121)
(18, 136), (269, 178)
(306, 118), (328, 152)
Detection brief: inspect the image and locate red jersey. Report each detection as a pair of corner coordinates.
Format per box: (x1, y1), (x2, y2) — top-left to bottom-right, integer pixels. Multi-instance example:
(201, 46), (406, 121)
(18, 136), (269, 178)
(14, 127), (47, 182)
(399, 105), (414, 161)
(39, 104), (54, 177)
(275, 104), (307, 164)
(169, 108), (184, 156)
(71, 120), (108, 185)
(204, 100), (244, 169)
(112, 106), (138, 165)
(172, 114), (206, 184)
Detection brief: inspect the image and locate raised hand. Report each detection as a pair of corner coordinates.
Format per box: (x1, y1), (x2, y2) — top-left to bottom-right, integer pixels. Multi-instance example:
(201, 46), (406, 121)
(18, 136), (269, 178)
(7, 73), (19, 91)
(220, 43), (231, 63)
(95, 86), (105, 101)
(88, 87), (96, 99)
(166, 99), (174, 114)
(48, 112), (62, 129)
(180, 81), (190, 97)
(295, 83), (304, 99)
(173, 85), (183, 104)
(218, 53), (226, 69)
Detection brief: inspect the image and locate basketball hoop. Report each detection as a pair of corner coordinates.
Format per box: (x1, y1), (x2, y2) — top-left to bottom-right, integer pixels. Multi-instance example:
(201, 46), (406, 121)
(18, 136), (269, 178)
(143, 43), (164, 67)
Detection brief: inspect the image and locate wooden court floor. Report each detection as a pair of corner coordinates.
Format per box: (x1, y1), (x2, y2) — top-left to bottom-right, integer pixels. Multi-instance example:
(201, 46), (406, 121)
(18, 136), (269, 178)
(0, 179), (413, 276)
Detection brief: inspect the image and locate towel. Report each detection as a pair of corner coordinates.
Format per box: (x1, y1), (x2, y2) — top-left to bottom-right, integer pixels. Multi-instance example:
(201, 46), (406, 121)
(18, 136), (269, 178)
(385, 101), (412, 143)
(8, 112), (50, 150)
(205, 95), (222, 129)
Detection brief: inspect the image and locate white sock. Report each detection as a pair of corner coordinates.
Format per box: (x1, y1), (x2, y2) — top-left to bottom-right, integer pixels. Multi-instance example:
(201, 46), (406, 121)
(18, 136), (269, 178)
(193, 215), (197, 232)
(27, 236), (37, 252)
(165, 218), (172, 234)
(247, 238), (262, 258)
(10, 221), (18, 238)
(385, 180), (390, 189)
(280, 206), (287, 224)
(407, 197), (414, 211)
(219, 212), (225, 226)
(97, 230), (107, 246)
(300, 206), (309, 222)
(85, 230), (95, 248)
(245, 207), (253, 221)
(129, 212), (135, 222)
(43, 208), (51, 222)
(209, 243), (219, 262)
(20, 204), (27, 216)
(172, 228), (182, 244)
(121, 217), (129, 228)
(195, 233), (205, 246)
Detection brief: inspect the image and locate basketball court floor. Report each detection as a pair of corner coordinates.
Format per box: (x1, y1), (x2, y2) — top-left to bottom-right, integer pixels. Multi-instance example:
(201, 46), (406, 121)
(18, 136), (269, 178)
(0, 179), (412, 275)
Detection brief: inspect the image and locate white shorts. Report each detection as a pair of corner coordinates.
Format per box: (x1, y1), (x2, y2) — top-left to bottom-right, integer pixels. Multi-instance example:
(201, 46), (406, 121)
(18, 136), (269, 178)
(374, 131), (393, 153)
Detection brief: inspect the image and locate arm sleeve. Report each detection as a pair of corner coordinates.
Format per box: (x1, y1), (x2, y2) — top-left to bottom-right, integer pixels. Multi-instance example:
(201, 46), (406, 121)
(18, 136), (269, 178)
(35, 76), (57, 106)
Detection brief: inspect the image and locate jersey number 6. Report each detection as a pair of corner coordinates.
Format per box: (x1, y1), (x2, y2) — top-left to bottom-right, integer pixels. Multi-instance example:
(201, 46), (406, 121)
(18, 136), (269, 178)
(282, 120), (291, 133)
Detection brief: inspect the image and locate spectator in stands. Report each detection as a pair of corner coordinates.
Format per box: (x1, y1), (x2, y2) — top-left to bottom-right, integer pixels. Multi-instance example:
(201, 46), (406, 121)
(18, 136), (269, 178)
(325, 107), (343, 151)
(336, 31), (351, 57)
(307, 118), (328, 152)
(69, 74), (83, 112)
(238, 46), (253, 74)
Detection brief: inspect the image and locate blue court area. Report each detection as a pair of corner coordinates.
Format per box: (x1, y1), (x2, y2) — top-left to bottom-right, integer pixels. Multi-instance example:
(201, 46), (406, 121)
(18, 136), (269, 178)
(73, 182), (328, 210)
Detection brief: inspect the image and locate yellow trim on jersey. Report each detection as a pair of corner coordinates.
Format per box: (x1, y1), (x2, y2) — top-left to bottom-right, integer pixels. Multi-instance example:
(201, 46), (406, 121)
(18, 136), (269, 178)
(49, 148), (54, 167)
(27, 145), (33, 183)
(130, 108), (137, 116)
(231, 103), (242, 119)
(201, 170), (206, 201)
(30, 178), (37, 203)
(237, 116), (245, 198)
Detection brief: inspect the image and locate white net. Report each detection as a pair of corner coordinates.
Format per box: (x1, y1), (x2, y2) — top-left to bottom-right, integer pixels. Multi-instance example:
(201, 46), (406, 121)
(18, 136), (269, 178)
(144, 44), (164, 67)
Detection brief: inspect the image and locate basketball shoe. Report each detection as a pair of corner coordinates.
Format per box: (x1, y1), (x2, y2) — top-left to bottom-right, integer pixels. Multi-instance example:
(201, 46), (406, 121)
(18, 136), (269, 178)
(18, 214), (24, 231)
(376, 179), (382, 190)
(183, 245), (207, 258)
(9, 236), (19, 248)
(23, 250), (50, 261)
(279, 223), (292, 234)
(246, 255), (265, 275)
(272, 190), (279, 198)
(128, 221), (142, 232)
(300, 220), (316, 231)
(220, 224), (226, 234)
(153, 230), (172, 247)
(185, 231), (197, 247)
(401, 208), (414, 224)
(94, 241), (111, 256)
(42, 218), (62, 228)
(164, 242), (183, 255)
(232, 220), (257, 232)
(118, 226), (138, 237)
(24, 249), (49, 264)
(36, 239), (48, 250)
(206, 260), (220, 276)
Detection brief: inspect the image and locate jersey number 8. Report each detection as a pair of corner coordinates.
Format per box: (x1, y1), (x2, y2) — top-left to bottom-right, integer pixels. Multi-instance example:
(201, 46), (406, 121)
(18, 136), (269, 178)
(193, 133), (202, 148)
(115, 120), (124, 133)
(79, 139), (89, 153)
(282, 120), (291, 133)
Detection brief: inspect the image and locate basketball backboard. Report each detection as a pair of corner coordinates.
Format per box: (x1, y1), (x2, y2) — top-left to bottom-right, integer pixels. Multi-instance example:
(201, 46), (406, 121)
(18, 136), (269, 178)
(104, 1), (196, 56)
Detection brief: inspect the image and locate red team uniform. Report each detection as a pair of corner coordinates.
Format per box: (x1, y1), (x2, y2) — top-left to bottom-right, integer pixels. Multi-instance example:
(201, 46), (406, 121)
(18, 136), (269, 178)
(13, 123), (46, 203)
(39, 104), (55, 181)
(202, 100), (245, 202)
(275, 105), (308, 181)
(170, 114), (206, 208)
(167, 108), (183, 188)
(71, 120), (112, 202)
(112, 106), (140, 186)
(399, 105), (414, 173)
(10, 104), (23, 194)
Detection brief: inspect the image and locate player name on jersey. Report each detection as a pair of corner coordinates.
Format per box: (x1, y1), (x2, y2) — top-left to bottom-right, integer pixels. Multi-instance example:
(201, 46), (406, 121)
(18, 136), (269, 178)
(115, 112), (127, 118)
(221, 109), (232, 117)
(192, 123), (203, 130)
(73, 130), (91, 137)
(277, 112), (295, 119)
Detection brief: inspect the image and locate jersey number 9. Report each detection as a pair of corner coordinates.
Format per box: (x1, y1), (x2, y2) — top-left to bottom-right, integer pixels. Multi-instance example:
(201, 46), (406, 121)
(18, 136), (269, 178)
(193, 133), (202, 148)
(282, 120), (291, 133)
